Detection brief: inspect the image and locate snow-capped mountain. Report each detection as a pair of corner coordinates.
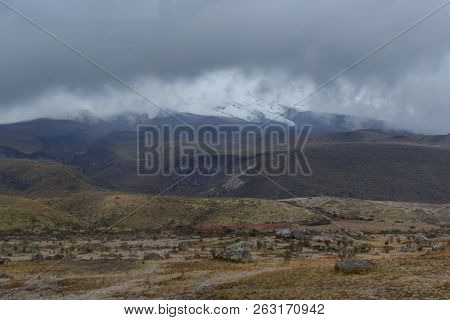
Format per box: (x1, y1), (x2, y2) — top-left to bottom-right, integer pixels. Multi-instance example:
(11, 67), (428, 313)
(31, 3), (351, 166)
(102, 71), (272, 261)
(207, 100), (392, 134)
(211, 100), (296, 126)
(74, 100), (396, 134)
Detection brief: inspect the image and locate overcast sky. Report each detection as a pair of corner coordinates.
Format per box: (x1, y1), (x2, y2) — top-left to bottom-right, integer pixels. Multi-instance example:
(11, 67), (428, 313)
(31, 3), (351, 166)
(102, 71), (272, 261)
(0, 0), (449, 133)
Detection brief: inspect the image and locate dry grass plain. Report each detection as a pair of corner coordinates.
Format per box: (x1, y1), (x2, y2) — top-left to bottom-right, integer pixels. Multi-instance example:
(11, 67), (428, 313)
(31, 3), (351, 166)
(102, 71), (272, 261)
(0, 230), (448, 299)
(0, 196), (449, 299)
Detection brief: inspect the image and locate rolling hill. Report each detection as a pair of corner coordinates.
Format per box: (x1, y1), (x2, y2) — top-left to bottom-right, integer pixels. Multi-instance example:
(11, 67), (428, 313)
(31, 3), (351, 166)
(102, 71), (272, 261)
(0, 158), (96, 198)
(41, 192), (318, 231)
(17, 192), (450, 232)
(0, 194), (85, 232)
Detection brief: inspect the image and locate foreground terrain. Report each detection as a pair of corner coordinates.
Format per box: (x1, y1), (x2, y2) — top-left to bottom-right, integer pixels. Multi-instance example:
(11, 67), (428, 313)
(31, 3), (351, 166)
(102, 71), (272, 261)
(1, 195), (449, 299)
(0, 233), (448, 299)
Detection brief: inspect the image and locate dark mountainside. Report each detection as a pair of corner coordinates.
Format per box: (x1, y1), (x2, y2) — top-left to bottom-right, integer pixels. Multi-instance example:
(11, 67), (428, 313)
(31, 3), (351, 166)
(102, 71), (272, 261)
(0, 113), (449, 204)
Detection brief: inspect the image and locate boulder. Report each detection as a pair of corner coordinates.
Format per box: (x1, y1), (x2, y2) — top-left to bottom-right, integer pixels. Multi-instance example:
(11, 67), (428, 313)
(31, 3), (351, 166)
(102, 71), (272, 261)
(143, 252), (163, 261)
(335, 259), (375, 274)
(414, 235), (430, 245)
(276, 229), (292, 239)
(432, 243), (444, 252)
(291, 230), (311, 240)
(216, 241), (252, 263)
(400, 246), (416, 253)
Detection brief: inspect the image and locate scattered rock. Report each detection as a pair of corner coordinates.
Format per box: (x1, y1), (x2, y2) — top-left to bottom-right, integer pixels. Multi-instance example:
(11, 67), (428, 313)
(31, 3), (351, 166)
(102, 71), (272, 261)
(45, 254), (64, 261)
(414, 235), (430, 245)
(292, 230), (311, 240)
(0, 273), (11, 280)
(382, 246), (392, 254)
(254, 238), (275, 250)
(31, 253), (44, 262)
(276, 229), (292, 239)
(335, 259), (375, 274)
(51, 231), (64, 241)
(128, 252), (140, 259)
(400, 246), (416, 253)
(313, 235), (334, 243)
(432, 243), (444, 252)
(347, 232), (364, 240)
(214, 241), (252, 263)
(312, 244), (327, 252)
(358, 243), (373, 253)
(178, 242), (189, 252)
(105, 252), (123, 260)
(143, 252), (163, 261)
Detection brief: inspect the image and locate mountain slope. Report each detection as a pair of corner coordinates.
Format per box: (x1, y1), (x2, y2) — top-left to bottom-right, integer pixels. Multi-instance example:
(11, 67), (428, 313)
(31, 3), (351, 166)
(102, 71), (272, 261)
(0, 118), (94, 154)
(0, 158), (96, 198)
(0, 117), (449, 203)
(0, 194), (85, 232)
(63, 131), (450, 203)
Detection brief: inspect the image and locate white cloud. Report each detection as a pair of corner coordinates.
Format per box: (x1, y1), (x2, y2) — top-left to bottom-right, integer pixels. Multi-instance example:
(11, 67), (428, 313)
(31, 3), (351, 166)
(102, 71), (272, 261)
(2, 61), (450, 134)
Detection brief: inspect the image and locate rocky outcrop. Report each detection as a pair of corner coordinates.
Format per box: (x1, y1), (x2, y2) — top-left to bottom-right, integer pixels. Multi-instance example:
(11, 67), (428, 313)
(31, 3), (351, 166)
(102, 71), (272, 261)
(213, 241), (252, 263)
(335, 259), (375, 274)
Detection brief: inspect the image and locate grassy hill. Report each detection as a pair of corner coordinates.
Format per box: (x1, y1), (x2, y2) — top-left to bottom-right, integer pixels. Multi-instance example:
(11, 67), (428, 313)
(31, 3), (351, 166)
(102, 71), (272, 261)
(283, 197), (450, 226)
(40, 192), (450, 232)
(0, 195), (85, 232)
(0, 188), (446, 233)
(0, 158), (96, 198)
(42, 192), (318, 231)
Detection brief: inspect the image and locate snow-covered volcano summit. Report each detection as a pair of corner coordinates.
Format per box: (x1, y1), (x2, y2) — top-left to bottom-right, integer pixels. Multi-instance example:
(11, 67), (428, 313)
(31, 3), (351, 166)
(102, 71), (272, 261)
(211, 100), (298, 126)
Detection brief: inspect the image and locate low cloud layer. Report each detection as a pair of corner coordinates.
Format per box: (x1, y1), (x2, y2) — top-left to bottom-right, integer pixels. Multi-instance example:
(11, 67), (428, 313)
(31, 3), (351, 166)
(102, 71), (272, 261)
(1, 0), (449, 134)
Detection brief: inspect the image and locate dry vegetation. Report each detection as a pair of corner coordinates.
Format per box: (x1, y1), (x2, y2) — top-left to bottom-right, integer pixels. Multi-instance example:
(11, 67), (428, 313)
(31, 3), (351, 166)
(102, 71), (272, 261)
(0, 227), (449, 299)
(199, 251), (450, 300)
(40, 192), (320, 231)
(0, 194), (449, 299)
(0, 195), (85, 231)
(0, 158), (95, 198)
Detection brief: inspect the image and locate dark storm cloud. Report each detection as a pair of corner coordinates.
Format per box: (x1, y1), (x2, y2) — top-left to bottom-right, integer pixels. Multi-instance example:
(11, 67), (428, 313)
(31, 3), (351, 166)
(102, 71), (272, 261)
(0, 0), (450, 133)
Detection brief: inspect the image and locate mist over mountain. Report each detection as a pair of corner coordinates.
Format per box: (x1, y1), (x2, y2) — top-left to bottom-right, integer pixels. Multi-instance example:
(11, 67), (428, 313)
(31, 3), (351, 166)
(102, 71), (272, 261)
(19, 97), (402, 135)
(1, 1), (450, 133)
